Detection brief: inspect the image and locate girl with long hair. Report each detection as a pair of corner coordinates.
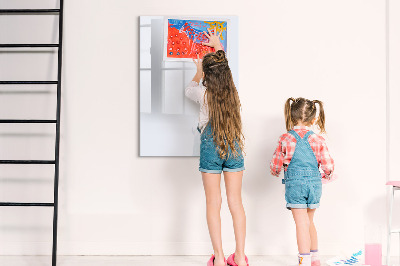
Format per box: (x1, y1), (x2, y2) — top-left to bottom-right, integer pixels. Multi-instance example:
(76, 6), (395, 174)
(185, 29), (248, 266)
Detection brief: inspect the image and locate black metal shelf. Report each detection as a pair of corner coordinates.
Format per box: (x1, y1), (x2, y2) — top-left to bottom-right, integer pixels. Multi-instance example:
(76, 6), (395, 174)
(0, 160), (55, 165)
(0, 1), (64, 265)
(0, 81), (58, 85)
(0, 9), (60, 14)
(0, 44), (59, 48)
(0, 202), (54, 207)
(0, 119), (56, 123)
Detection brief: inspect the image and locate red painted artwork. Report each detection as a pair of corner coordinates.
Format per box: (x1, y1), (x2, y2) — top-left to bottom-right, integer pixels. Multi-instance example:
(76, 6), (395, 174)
(165, 19), (228, 60)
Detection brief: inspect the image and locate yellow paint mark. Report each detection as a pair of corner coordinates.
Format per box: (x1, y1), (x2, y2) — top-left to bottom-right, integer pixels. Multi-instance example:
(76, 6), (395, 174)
(204, 21), (227, 40)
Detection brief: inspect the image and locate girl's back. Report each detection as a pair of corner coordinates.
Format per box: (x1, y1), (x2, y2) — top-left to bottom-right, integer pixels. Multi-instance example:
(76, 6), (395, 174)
(270, 126), (334, 179)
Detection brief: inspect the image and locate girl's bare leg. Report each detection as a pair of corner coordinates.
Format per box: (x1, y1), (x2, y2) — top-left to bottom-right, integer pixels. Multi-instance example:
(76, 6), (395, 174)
(291, 208), (311, 254)
(224, 171), (247, 266)
(307, 209), (318, 251)
(202, 172), (225, 266)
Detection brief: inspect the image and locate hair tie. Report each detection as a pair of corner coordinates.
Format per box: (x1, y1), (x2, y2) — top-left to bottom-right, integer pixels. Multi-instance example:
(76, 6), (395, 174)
(208, 62), (228, 68)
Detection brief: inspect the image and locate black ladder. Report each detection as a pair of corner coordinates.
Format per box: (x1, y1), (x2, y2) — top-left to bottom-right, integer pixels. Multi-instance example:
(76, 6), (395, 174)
(0, 2), (64, 266)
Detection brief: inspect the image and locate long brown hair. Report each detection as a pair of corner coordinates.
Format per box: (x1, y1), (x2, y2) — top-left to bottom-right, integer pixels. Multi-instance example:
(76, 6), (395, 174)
(202, 50), (244, 158)
(284, 97), (326, 133)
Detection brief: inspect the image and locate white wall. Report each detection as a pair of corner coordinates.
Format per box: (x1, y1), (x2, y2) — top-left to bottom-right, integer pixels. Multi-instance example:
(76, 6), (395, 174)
(0, 0), (390, 257)
(388, 0), (400, 258)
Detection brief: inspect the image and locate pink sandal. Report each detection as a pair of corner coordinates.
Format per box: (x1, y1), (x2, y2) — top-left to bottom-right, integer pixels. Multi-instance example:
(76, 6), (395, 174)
(207, 254), (227, 266)
(227, 253), (249, 266)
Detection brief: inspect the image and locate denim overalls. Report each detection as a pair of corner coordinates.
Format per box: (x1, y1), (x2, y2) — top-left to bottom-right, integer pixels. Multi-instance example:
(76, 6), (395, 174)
(198, 124), (245, 174)
(283, 130), (322, 210)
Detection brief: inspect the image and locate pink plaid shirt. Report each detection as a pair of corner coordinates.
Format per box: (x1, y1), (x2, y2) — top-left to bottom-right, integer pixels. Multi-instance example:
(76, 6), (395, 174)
(270, 126), (334, 179)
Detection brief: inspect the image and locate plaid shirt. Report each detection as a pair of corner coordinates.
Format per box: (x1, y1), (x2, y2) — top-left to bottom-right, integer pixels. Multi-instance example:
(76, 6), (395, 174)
(270, 126), (334, 179)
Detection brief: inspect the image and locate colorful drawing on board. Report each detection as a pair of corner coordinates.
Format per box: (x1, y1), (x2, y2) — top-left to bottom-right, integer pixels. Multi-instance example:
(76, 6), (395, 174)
(165, 18), (228, 60)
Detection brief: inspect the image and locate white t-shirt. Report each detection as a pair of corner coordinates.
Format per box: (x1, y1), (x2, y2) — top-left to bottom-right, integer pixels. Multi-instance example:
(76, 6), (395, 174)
(185, 80), (209, 133)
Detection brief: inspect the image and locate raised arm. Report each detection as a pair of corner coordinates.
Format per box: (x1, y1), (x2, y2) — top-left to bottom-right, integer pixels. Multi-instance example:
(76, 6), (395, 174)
(192, 54), (203, 83)
(185, 54), (206, 103)
(202, 28), (223, 51)
(186, 28), (223, 102)
(185, 80), (205, 103)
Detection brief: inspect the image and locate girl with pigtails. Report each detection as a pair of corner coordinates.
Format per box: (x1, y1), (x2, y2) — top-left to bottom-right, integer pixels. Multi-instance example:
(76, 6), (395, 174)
(270, 98), (335, 266)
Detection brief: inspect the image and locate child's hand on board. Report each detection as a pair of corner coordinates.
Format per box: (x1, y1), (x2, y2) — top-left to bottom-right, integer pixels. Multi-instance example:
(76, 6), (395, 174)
(192, 55), (203, 83)
(193, 54), (202, 74)
(202, 28), (223, 51)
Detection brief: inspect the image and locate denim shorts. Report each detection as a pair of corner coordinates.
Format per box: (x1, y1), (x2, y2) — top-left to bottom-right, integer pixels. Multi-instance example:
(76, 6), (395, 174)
(199, 126), (245, 174)
(285, 178), (322, 209)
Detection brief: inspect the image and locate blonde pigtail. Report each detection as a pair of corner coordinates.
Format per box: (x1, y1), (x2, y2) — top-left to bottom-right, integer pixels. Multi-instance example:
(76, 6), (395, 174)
(313, 100), (326, 133)
(285, 98), (295, 131)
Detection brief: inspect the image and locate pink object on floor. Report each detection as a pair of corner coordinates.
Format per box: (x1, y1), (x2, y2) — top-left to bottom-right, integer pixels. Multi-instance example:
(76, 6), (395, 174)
(386, 181), (400, 187)
(365, 243), (382, 266)
(207, 254), (227, 266)
(321, 173), (338, 184)
(227, 253), (249, 266)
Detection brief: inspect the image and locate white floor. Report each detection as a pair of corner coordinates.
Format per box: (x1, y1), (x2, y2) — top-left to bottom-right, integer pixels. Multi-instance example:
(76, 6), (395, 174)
(0, 256), (397, 266)
(0, 256), (326, 266)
